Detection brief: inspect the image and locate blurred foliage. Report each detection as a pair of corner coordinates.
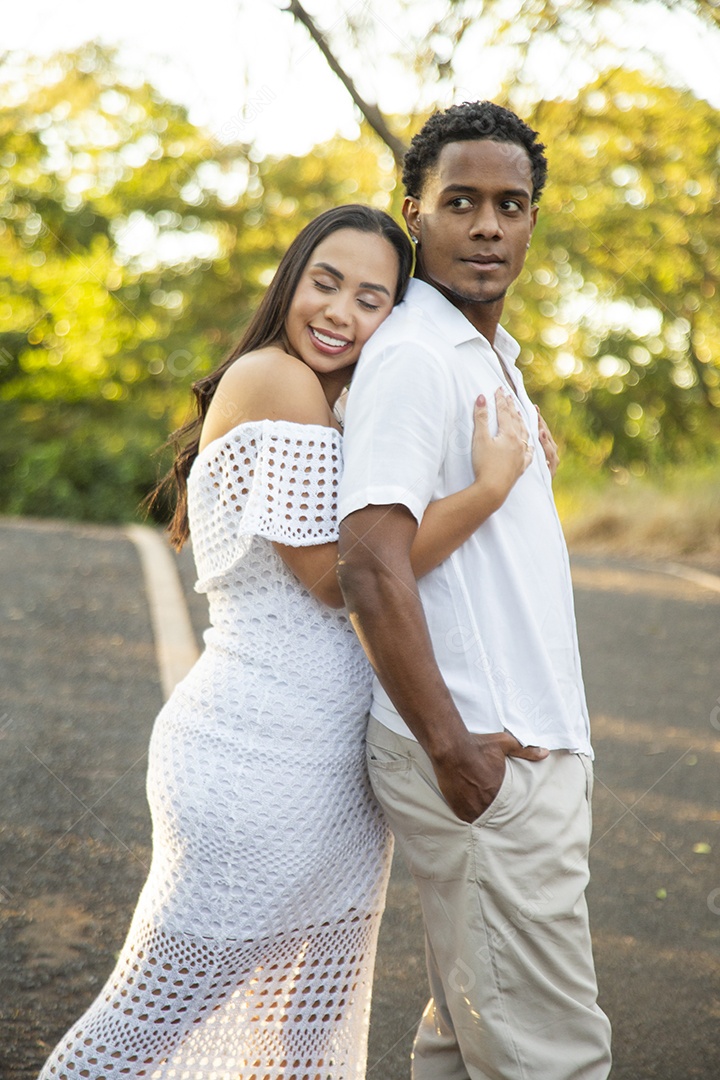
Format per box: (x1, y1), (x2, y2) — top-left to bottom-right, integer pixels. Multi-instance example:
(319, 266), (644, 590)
(0, 43), (397, 521)
(1, 43), (718, 523)
(556, 458), (720, 559)
(398, 0), (720, 88)
(512, 69), (720, 475)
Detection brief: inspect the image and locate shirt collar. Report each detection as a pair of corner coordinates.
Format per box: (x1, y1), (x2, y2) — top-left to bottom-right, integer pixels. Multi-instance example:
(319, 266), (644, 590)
(404, 278), (521, 362)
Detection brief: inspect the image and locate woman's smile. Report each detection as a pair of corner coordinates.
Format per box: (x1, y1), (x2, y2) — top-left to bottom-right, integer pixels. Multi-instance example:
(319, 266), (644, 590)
(308, 325), (354, 354)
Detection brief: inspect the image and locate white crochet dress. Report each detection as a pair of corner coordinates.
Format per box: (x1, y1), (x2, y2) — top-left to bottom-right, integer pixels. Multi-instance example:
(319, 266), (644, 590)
(39, 420), (392, 1080)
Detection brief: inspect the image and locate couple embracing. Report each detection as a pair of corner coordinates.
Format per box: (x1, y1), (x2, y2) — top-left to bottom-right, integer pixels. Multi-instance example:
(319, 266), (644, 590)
(39, 101), (612, 1079)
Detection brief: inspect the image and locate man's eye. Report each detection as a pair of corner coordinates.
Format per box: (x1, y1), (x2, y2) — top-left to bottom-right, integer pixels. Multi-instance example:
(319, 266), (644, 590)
(450, 197), (472, 209)
(502, 200), (522, 212)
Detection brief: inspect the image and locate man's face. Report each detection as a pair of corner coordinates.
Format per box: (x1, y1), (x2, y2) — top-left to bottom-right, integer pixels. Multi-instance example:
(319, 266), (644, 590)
(403, 139), (538, 316)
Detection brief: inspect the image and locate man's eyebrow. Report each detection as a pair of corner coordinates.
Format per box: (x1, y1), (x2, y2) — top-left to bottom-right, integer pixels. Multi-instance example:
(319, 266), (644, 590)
(439, 184), (531, 199)
(312, 261), (391, 297)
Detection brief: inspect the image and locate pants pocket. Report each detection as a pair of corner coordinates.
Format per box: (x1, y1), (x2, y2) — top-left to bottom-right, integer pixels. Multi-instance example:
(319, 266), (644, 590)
(366, 740), (411, 773)
(470, 755), (515, 828)
(579, 753), (594, 831)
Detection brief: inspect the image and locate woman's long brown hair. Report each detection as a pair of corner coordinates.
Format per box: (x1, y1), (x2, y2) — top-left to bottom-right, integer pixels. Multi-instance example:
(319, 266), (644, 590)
(147, 204), (413, 550)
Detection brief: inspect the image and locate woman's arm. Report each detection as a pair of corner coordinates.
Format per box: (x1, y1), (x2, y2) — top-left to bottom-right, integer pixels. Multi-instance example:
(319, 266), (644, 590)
(409, 388), (531, 577)
(206, 355), (530, 608)
(199, 350), (347, 607)
(279, 388), (531, 605)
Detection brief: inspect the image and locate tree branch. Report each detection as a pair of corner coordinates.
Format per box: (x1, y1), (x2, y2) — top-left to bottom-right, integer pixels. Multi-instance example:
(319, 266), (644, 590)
(283, 0), (408, 168)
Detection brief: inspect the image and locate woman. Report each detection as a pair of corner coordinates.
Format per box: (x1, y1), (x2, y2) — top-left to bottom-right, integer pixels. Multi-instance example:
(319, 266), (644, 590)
(39, 205), (535, 1080)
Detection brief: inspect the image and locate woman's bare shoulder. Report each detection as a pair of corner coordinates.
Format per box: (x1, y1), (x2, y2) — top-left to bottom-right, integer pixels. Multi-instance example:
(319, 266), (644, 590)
(199, 348), (332, 451)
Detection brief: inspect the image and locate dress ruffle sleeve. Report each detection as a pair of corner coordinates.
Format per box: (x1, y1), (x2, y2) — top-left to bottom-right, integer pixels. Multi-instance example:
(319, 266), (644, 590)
(187, 419), (342, 591)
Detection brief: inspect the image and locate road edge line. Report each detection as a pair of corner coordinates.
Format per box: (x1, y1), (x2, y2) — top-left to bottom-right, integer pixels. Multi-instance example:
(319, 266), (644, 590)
(125, 524), (200, 700)
(659, 561), (720, 595)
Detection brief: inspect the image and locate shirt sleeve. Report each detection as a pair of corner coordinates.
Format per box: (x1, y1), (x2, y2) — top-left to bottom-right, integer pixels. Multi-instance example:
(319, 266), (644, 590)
(338, 341), (451, 525)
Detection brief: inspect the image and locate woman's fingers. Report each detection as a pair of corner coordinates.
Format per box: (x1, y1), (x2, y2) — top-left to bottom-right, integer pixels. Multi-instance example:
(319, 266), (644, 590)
(471, 388), (535, 492)
(471, 394), (490, 442)
(495, 390), (532, 463)
(496, 389), (523, 427)
(535, 405), (559, 477)
(470, 395), (493, 477)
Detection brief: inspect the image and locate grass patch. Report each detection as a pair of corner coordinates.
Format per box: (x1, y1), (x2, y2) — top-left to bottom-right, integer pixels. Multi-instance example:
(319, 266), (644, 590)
(555, 459), (720, 565)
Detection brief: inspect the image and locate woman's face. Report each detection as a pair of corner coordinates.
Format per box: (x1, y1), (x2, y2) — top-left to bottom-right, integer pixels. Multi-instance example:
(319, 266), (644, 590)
(283, 228), (399, 381)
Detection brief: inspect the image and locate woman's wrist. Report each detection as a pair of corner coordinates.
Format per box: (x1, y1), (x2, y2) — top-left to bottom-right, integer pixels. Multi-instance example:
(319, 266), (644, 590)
(470, 474), (506, 514)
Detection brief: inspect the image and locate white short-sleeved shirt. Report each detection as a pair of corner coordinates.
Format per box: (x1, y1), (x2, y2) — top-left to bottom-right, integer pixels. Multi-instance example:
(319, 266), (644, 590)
(338, 278), (592, 756)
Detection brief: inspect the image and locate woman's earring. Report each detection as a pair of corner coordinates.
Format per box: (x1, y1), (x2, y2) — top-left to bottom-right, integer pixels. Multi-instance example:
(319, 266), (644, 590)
(411, 235), (419, 245)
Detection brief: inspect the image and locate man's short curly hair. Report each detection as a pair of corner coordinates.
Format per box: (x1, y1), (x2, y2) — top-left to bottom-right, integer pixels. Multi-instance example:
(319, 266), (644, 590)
(402, 101), (548, 204)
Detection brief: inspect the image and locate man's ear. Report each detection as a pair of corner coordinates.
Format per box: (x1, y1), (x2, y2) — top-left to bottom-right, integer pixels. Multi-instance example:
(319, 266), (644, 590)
(402, 196), (421, 243)
(529, 204), (538, 236)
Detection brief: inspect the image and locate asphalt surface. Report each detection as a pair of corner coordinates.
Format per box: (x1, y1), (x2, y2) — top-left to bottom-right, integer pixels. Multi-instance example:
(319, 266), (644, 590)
(1, 516), (719, 1079)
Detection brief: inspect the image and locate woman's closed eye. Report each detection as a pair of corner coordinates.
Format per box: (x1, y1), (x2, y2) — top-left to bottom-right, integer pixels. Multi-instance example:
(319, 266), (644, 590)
(314, 279), (381, 312)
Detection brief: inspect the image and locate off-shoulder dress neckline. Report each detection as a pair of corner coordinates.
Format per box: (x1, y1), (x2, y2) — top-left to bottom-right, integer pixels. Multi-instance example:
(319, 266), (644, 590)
(193, 417), (343, 471)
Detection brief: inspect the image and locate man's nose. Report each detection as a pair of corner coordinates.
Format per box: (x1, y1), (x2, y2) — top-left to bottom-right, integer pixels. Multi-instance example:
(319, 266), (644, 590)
(469, 203), (503, 238)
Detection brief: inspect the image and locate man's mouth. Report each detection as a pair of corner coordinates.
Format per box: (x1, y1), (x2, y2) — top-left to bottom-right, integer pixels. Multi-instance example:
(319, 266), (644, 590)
(463, 255), (505, 269)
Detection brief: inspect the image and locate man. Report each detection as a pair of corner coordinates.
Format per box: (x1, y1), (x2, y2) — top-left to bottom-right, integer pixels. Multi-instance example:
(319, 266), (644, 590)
(337, 102), (612, 1079)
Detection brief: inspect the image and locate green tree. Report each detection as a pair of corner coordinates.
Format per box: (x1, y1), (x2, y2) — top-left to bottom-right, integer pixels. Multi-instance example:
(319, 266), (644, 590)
(3, 44), (718, 526)
(516, 69), (720, 470)
(0, 43), (395, 521)
(281, 0), (720, 470)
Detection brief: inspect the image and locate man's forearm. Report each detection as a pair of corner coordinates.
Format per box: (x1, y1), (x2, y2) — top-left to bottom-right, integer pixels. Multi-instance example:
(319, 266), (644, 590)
(338, 539), (467, 761)
(338, 505), (548, 823)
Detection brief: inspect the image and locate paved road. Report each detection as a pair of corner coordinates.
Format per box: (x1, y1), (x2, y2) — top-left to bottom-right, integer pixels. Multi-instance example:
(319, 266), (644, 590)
(1, 517), (719, 1079)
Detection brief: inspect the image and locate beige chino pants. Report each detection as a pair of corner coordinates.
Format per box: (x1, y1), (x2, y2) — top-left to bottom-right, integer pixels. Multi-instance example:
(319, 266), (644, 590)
(366, 717), (612, 1080)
